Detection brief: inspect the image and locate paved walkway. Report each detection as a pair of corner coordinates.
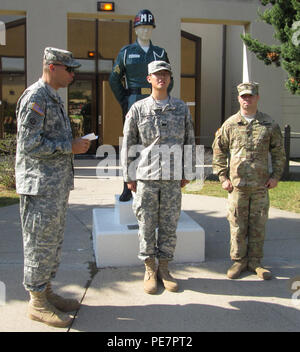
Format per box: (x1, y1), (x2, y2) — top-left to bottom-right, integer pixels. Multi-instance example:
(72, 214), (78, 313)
(0, 158), (300, 333)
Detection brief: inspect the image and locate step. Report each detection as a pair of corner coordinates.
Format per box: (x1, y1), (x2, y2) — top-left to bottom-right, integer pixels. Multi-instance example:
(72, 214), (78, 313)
(92, 195), (205, 268)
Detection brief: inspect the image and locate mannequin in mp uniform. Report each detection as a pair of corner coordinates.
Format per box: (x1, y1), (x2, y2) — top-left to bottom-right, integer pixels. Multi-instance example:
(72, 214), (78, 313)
(109, 9), (172, 201)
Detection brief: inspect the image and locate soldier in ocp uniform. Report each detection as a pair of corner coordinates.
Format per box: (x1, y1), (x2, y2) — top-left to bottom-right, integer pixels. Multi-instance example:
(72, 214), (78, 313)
(212, 82), (286, 280)
(15, 47), (90, 327)
(109, 9), (173, 201)
(121, 61), (195, 294)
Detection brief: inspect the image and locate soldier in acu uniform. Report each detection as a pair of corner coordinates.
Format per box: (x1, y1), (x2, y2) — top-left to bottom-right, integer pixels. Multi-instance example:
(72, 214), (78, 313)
(121, 61), (195, 294)
(212, 82), (285, 280)
(15, 47), (90, 327)
(109, 9), (173, 201)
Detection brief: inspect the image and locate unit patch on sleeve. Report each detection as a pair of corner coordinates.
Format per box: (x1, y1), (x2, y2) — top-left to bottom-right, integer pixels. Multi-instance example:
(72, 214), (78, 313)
(113, 65), (121, 75)
(30, 102), (45, 116)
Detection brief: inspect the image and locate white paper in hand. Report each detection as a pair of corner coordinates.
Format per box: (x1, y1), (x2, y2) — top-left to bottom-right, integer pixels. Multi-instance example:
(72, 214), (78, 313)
(82, 133), (98, 141)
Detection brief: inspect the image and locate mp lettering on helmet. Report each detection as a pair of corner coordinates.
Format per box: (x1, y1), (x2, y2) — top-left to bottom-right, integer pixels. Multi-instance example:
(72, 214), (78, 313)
(134, 9), (156, 28)
(141, 14), (153, 24)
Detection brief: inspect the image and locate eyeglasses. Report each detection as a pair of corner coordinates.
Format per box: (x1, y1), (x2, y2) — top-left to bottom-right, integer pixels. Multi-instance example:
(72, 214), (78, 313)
(65, 66), (76, 73)
(53, 64), (76, 73)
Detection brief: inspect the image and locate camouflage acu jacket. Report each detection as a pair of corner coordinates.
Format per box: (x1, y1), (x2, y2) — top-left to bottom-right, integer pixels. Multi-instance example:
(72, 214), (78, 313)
(212, 111), (286, 187)
(15, 79), (74, 195)
(121, 95), (195, 181)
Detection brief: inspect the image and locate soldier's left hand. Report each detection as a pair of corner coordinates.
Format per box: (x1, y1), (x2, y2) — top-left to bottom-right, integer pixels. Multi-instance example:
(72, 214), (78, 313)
(265, 178), (278, 189)
(127, 181), (137, 192)
(222, 179), (233, 192)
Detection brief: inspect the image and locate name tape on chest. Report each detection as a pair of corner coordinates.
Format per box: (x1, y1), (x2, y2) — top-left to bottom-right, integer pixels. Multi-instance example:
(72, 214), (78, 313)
(128, 54), (141, 59)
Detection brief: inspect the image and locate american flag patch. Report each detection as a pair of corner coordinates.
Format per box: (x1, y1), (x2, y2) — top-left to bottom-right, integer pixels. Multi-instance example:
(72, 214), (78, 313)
(31, 102), (44, 116)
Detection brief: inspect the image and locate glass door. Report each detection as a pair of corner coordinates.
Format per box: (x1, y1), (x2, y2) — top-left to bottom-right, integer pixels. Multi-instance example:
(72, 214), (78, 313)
(68, 77), (97, 154)
(99, 74), (123, 147)
(0, 73), (25, 138)
(0, 16), (26, 139)
(68, 17), (133, 152)
(181, 30), (201, 142)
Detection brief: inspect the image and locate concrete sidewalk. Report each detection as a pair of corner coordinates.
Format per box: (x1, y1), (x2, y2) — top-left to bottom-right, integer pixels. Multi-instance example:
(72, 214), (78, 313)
(0, 158), (300, 332)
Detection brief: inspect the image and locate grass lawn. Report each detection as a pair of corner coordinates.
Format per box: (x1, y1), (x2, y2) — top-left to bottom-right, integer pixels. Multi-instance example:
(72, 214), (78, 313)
(0, 185), (19, 207)
(183, 180), (300, 214)
(0, 180), (299, 213)
(268, 181), (300, 214)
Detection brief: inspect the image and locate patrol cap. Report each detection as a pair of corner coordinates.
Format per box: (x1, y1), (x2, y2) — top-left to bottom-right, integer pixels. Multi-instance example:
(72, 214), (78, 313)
(134, 9), (156, 28)
(148, 60), (172, 75)
(43, 47), (81, 68)
(237, 82), (259, 96)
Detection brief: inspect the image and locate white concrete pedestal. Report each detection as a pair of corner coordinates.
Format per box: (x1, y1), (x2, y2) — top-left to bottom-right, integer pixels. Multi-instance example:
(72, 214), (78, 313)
(114, 195), (137, 225)
(92, 195), (205, 268)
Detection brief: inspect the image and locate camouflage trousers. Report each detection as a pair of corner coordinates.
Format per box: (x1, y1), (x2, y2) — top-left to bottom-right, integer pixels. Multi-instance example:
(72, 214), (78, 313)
(133, 180), (182, 261)
(19, 191), (70, 292)
(227, 186), (269, 266)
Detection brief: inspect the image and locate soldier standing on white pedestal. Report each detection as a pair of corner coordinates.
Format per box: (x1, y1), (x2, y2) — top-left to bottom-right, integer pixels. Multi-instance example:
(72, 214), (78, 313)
(121, 61), (195, 294)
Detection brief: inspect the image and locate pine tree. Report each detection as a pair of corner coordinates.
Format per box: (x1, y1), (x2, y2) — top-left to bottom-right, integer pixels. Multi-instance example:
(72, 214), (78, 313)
(241, 0), (300, 94)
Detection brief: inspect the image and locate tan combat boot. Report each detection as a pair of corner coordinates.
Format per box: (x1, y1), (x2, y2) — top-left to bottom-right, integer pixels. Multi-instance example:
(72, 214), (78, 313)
(28, 290), (72, 328)
(46, 283), (80, 312)
(144, 258), (157, 294)
(227, 258), (248, 279)
(248, 263), (272, 280)
(157, 259), (178, 292)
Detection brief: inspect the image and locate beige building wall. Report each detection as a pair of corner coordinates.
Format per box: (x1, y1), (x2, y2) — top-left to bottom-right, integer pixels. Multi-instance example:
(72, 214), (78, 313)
(1, 0), (299, 156)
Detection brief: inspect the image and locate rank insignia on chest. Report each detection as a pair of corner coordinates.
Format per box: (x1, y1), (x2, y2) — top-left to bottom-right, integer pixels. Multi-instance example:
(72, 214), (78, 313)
(30, 102), (44, 116)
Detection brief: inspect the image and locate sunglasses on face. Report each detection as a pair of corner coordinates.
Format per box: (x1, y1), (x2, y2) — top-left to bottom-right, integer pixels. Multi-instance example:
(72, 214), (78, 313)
(65, 66), (76, 73)
(53, 64), (76, 73)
